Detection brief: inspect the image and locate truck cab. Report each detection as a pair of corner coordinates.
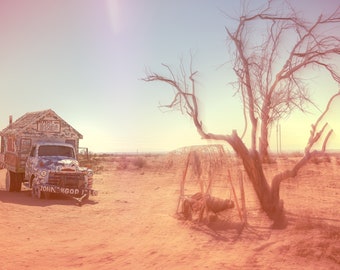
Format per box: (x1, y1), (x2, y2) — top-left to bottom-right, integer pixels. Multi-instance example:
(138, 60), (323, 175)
(25, 142), (96, 200)
(25, 142), (77, 186)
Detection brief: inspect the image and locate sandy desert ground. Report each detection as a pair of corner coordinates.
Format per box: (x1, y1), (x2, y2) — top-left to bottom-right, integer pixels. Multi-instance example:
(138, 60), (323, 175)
(0, 151), (339, 270)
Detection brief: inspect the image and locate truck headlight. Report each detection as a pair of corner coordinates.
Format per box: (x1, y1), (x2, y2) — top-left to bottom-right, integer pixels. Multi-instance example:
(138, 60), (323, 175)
(87, 170), (93, 178)
(40, 170), (47, 177)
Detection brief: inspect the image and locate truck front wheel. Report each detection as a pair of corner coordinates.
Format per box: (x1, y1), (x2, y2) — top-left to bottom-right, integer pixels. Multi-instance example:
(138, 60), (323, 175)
(5, 171), (15, 192)
(14, 173), (23, 192)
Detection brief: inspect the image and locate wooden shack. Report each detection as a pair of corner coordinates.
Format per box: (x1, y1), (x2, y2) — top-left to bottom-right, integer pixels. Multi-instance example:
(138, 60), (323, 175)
(0, 109), (83, 173)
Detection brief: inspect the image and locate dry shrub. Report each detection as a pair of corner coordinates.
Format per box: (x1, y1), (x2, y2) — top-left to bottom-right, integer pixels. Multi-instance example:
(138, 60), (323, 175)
(310, 154), (331, 165)
(294, 216), (340, 236)
(79, 154), (104, 173)
(295, 238), (340, 263)
(290, 151), (303, 158)
(336, 157), (340, 166)
(132, 156), (146, 169)
(115, 156), (147, 170)
(294, 217), (340, 263)
(117, 160), (128, 170)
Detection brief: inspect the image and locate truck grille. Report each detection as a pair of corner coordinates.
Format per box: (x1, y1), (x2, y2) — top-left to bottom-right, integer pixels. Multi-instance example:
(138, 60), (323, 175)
(48, 172), (86, 189)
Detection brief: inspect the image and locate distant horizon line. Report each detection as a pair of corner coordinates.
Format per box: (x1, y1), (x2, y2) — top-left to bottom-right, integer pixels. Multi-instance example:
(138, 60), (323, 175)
(84, 148), (340, 155)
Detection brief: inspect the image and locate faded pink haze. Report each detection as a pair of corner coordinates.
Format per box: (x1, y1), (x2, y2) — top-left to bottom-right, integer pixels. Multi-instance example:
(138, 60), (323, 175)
(0, 2), (339, 270)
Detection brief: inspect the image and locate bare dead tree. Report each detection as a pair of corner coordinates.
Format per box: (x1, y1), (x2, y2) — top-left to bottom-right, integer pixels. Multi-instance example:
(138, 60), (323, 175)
(226, 1), (340, 163)
(143, 1), (340, 228)
(143, 61), (340, 228)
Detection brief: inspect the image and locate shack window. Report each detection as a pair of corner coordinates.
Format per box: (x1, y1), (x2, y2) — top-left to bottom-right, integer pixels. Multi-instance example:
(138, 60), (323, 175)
(7, 137), (15, 152)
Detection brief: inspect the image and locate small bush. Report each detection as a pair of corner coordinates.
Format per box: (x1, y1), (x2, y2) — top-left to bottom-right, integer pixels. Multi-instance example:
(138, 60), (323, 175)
(117, 161), (128, 170)
(310, 154), (331, 165)
(132, 157), (146, 168)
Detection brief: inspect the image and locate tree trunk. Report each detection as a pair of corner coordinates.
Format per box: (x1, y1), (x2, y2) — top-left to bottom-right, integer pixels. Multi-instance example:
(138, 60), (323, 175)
(229, 131), (287, 229)
(198, 130), (287, 228)
(259, 128), (272, 164)
(259, 101), (272, 163)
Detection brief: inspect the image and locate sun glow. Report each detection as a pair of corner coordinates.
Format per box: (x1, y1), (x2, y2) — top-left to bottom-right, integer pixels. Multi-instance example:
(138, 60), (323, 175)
(105, 0), (122, 35)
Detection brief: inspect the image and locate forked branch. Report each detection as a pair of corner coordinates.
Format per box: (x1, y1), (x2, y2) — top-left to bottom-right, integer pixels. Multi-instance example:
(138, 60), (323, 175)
(271, 91), (340, 198)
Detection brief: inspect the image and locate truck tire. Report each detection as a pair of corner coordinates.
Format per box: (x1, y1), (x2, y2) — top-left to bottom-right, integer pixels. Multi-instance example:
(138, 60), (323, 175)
(14, 173), (23, 192)
(5, 171), (15, 192)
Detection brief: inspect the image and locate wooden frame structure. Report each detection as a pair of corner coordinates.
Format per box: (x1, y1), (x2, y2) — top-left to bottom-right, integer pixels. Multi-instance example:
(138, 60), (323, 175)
(175, 145), (247, 225)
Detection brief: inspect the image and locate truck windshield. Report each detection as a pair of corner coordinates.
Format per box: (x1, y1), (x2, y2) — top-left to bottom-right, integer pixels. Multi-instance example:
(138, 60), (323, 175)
(38, 145), (75, 158)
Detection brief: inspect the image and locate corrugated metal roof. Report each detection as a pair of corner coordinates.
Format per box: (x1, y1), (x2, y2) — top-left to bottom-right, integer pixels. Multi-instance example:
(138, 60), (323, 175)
(0, 109), (83, 139)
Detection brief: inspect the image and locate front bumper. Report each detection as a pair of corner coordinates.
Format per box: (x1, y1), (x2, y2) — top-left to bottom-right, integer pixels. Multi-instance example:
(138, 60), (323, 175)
(37, 183), (98, 197)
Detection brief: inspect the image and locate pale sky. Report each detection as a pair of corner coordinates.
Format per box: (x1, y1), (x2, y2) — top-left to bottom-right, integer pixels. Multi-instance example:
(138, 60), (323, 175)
(0, 0), (339, 153)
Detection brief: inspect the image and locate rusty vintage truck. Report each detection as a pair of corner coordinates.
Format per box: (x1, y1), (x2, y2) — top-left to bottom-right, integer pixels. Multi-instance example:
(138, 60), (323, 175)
(0, 109), (97, 204)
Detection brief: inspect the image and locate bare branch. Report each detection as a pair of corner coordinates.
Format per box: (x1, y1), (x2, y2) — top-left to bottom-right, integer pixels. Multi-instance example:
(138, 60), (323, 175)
(225, 0), (340, 162)
(305, 90), (340, 149)
(271, 91), (340, 195)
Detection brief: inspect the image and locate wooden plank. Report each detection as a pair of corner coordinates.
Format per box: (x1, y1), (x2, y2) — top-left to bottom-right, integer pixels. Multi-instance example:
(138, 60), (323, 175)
(228, 169), (243, 223)
(239, 171), (247, 225)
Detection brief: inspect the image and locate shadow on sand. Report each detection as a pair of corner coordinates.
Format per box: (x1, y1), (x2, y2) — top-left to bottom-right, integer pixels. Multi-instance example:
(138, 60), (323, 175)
(182, 216), (272, 242)
(0, 188), (97, 207)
